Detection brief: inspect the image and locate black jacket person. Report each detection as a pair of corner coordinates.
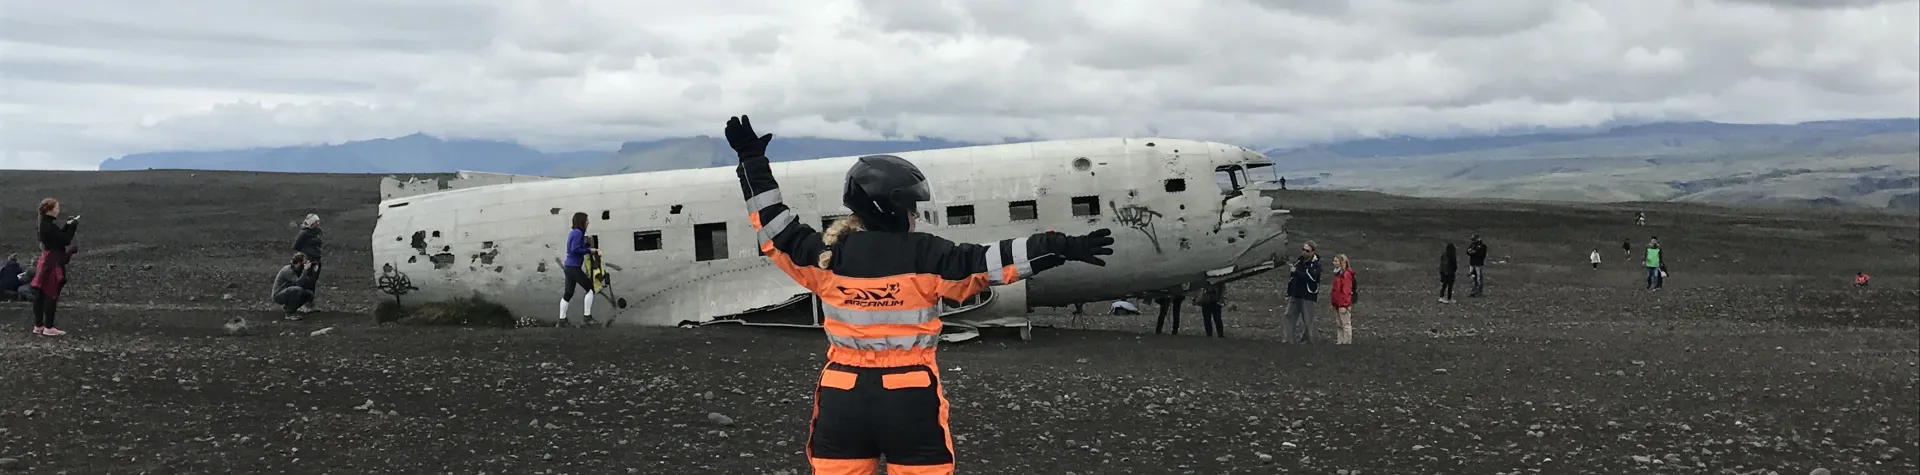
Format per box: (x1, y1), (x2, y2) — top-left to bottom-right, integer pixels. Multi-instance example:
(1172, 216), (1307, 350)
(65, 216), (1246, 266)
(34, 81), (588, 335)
(292, 214), (325, 310)
(727, 115), (1113, 475)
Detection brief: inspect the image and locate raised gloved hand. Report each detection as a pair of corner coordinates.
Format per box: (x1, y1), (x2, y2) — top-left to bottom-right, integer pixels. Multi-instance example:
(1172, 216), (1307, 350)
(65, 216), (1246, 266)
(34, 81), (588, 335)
(725, 115), (773, 159)
(1032, 228), (1116, 268)
(1062, 228), (1115, 266)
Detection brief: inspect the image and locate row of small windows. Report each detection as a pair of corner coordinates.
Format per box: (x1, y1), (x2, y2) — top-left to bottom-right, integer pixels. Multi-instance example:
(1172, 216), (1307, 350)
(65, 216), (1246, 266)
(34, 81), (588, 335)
(626, 222), (732, 262)
(619, 177), (1189, 260)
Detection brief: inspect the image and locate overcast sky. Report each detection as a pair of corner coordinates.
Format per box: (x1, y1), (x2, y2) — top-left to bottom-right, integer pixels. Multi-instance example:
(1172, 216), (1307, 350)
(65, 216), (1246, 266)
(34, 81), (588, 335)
(1, 0), (1915, 170)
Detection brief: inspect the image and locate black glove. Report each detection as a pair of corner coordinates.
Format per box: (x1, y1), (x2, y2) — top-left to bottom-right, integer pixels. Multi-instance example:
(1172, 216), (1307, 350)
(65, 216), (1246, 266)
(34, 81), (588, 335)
(725, 115), (773, 159)
(1033, 228), (1116, 267)
(1065, 228), (1116, 266)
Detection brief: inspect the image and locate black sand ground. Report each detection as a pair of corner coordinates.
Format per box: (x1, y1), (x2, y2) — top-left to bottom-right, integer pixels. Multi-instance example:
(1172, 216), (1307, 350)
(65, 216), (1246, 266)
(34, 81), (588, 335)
(1, 170), (1915, 474)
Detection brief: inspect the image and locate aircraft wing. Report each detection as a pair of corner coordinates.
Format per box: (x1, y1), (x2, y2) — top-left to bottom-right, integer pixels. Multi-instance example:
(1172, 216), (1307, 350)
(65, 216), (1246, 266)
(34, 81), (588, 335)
(604, 256), (815, 327)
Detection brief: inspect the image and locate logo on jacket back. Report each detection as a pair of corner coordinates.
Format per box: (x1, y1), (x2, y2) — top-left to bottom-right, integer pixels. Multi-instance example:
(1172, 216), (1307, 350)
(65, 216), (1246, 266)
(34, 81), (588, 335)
(837, 283), (905, 308)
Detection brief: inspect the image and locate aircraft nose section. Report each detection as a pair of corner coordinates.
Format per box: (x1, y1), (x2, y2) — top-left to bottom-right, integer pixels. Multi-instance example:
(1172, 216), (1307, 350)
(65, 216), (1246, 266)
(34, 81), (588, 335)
(1216, 208), (1290, 278)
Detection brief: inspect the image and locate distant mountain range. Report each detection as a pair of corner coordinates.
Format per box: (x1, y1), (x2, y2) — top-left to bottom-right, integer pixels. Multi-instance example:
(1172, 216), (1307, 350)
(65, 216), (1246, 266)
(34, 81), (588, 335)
(1262, 118), (1919, 211)
(97, 118), (1920, 209)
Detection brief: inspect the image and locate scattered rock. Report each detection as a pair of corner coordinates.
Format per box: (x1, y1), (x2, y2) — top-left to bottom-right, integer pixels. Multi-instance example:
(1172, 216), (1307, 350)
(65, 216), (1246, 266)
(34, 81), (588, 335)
(309, 327), (335, 337)
(1432, 368), (1448, 374)
(223, 316), (250, 335)
(708, 412), (735, 426)
(0, 457), (22, 470)
(1810, 469), (1830, 475)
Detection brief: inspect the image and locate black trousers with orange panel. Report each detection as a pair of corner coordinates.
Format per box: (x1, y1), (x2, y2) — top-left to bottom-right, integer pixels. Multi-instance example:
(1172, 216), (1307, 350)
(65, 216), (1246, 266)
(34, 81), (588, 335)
(808, 362), (954, 475)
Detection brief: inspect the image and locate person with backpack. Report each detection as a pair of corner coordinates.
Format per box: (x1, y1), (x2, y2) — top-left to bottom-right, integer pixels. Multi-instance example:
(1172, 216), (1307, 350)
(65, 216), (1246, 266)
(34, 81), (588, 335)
(1329, 254), (1358, 345)
(726, 115), (1114, 474)
(1439, 243), (1458, 304)
(559, 212), (600, 327)
(1466, 234), (1489, 297)
(1644, 237), (1663, 291)
(1282, 240), (1322, 343)
(291, 213), (325, 311)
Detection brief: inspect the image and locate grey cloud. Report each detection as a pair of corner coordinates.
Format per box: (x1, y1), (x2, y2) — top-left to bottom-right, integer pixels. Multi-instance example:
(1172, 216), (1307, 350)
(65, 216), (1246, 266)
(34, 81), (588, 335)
(0, 0), (1915, 169)
(1361, 0), (1569, 38)
(728, 27), (785, 57)
(0, 0), (496, 54)
(1246, 0), (1355, 17)
(1720, 0), (1910, 8)
(856, 0), (969, 35)
(0, 57), (381, 95)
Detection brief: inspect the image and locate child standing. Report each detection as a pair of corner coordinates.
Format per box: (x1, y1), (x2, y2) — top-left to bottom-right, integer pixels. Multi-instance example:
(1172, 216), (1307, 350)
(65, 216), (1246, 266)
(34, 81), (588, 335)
(1330, 254), (1358, 345)
(1589, 248), (1601, 269)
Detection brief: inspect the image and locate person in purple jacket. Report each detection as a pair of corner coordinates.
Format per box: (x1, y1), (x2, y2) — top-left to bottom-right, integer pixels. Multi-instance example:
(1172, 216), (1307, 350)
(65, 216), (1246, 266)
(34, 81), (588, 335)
(559, 212), (599, 327)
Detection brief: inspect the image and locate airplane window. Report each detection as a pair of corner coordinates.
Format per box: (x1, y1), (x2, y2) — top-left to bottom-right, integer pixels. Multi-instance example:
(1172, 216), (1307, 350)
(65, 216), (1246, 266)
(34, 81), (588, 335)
(633, 230), (662, 251)
(946, 205), (975, 226)
(1164, 179), (1186, 193)
(1070, 196), (1100, 216)
(1009, 200), (1038, 221)
(694, 223), (728, 261)
(1215, 165), (1248, 194)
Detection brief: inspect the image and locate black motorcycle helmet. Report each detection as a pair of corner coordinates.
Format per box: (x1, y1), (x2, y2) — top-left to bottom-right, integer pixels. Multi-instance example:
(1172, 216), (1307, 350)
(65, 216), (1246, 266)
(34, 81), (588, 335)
(843, 154), (930, 233)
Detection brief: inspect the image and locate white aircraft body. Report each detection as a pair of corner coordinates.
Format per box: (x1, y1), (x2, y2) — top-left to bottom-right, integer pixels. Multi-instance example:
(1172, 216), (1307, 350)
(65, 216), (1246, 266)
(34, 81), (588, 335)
(371, 138), (1291, 338)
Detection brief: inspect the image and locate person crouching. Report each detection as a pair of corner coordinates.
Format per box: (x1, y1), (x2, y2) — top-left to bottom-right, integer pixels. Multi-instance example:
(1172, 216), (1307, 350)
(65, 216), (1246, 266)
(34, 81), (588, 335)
(272, 253), (318, 321)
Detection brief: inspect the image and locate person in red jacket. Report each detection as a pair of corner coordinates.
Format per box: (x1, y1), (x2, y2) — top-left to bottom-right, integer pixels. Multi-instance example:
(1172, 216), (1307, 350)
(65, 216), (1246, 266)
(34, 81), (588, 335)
(1329, 254), (1357, 345)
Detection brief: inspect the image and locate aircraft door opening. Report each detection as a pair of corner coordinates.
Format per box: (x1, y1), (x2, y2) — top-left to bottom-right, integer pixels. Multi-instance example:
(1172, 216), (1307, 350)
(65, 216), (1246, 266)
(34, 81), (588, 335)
(695, 222), (728, 261)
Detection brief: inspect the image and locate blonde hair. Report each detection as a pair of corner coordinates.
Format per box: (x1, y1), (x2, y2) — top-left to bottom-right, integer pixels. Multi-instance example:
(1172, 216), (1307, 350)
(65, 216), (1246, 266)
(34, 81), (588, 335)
(1333, 254), (1349, 268)
(818, 215), (864, 269)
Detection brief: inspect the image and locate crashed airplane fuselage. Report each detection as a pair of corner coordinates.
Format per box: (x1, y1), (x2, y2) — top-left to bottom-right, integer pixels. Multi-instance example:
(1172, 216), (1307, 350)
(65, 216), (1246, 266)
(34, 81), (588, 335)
(372, 138), (1291, 331)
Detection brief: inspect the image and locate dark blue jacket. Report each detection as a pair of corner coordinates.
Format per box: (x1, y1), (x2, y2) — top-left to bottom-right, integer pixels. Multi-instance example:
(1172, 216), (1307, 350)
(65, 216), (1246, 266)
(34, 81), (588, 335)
(0, 261), (21, 289)
(1286, 256), (1322, 301)
(563, 229), (589, 267)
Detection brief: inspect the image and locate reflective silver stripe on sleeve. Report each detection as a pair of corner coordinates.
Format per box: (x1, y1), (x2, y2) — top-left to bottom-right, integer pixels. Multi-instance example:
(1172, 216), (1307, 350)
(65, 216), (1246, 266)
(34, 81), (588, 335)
(759, 209), (796, 243)
(1009, 236), (1033, 279)
(821, 305), (936, 326)
(747, 189), (783, 213)
(983, 240), (1006, 284)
